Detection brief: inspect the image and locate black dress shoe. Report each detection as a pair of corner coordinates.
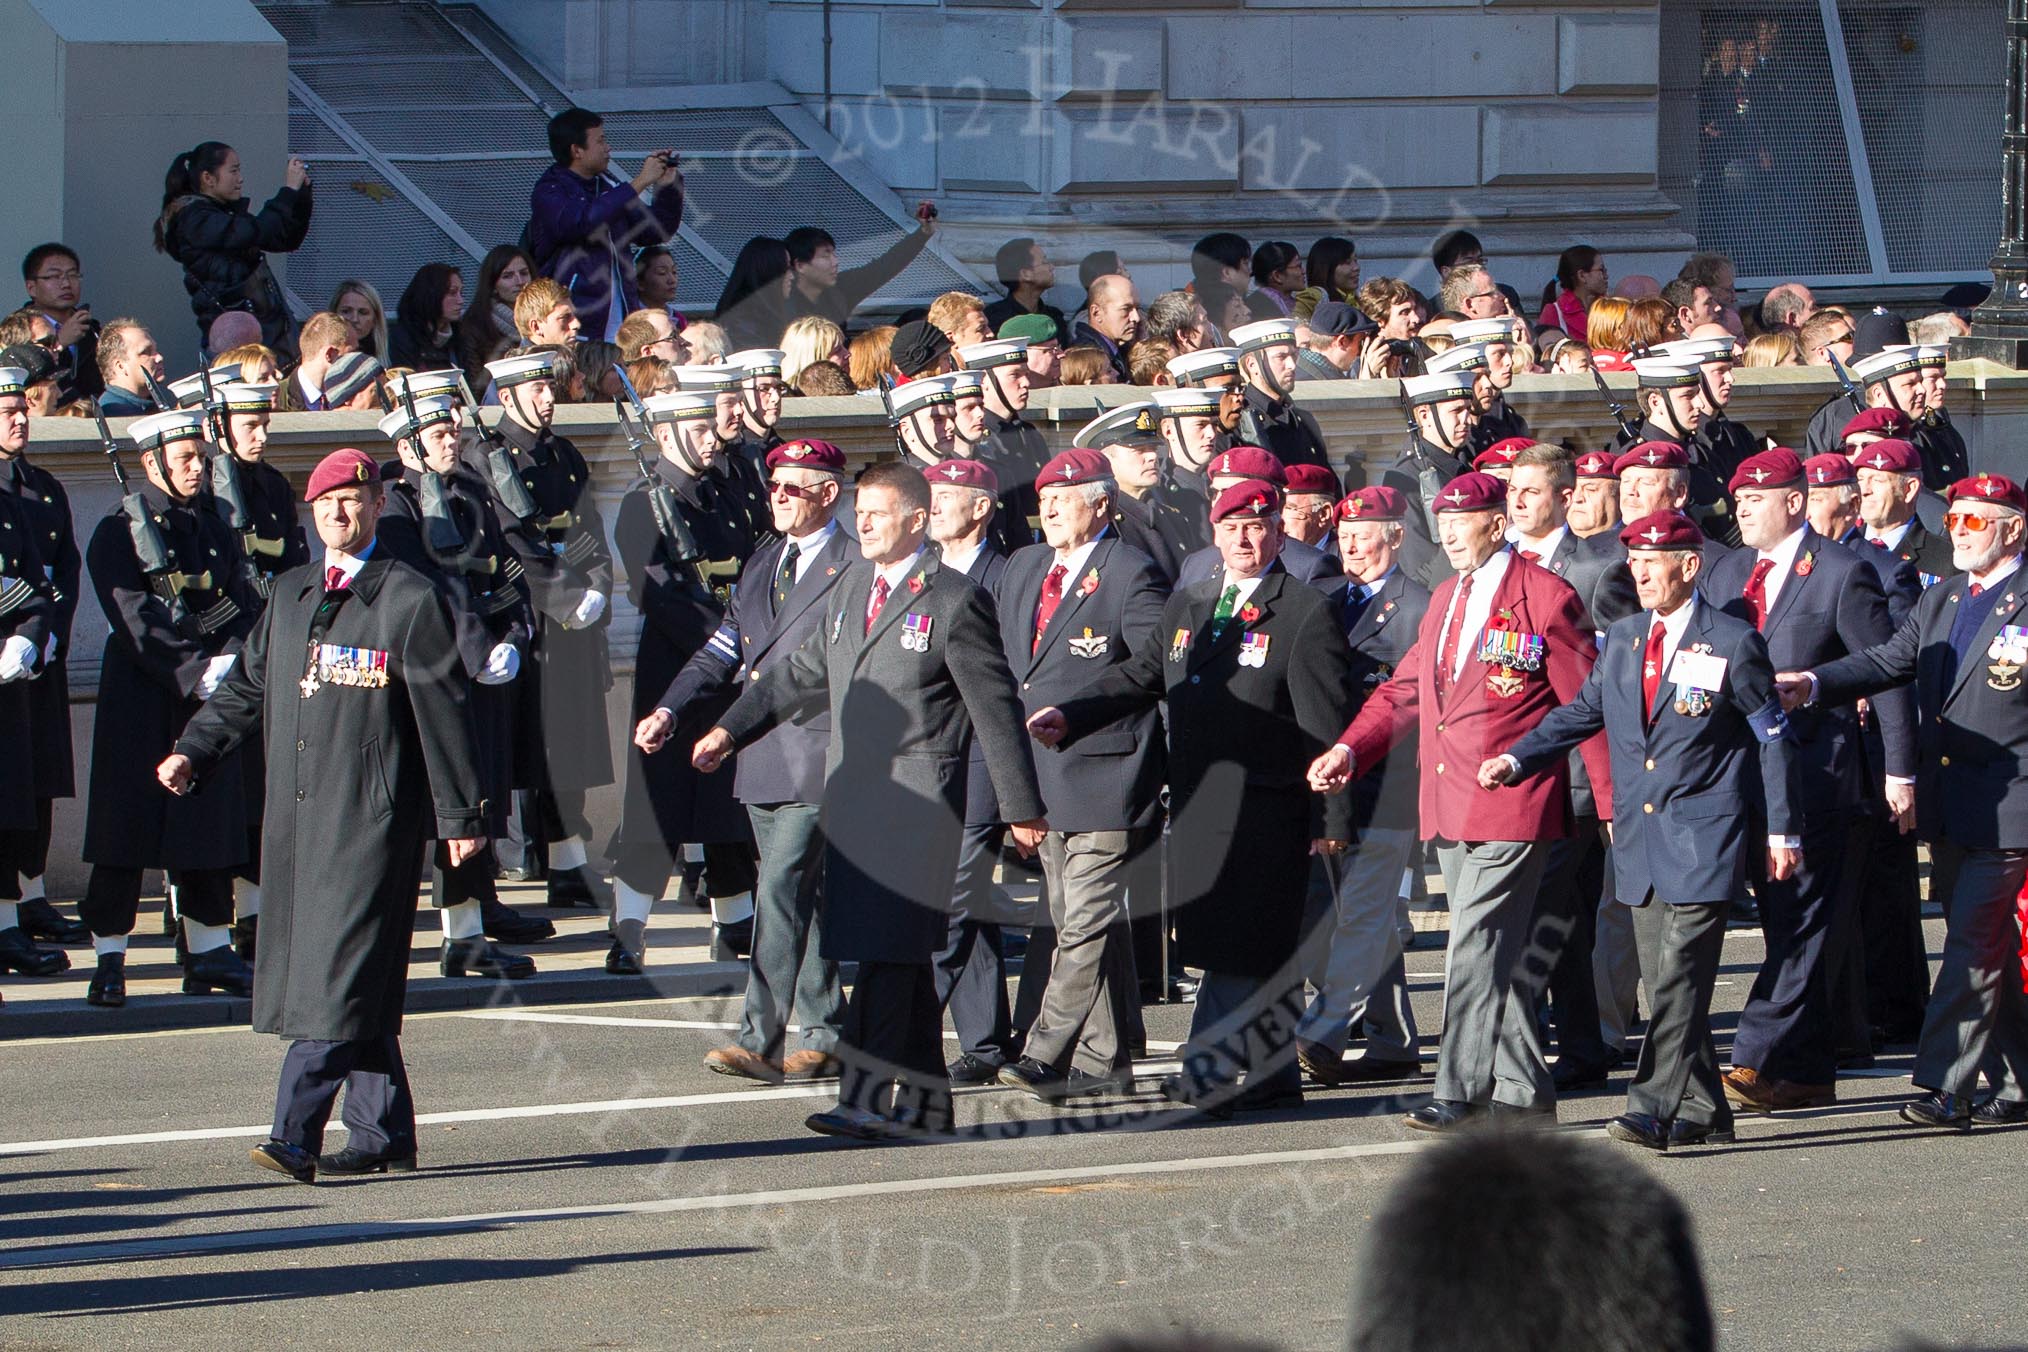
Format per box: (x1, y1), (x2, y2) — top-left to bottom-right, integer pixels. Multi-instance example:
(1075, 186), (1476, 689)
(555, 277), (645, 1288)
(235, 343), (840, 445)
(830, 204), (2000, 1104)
(232, 914), (258, 963)
(1899, 1090), (1974, 1132)
(250, 1140), (316, 1184)
(545, 865), (612, 909)
(1606, 1112), (1671, 1151)
(947, 1053), (1004, 1086)
(1490, 1101), (1558, 1128)
(1157, 1073), (1234, 1120)
(1403, 1099), (1483, 1132)
(440, 936), (536, 979)
(1551, 1058), (1611, 1091)
(1337, 1056), (1422, 1082)
(1974, 1096), (2028, 1125)
(0, 925), (69, 976)
(1056, 1067), (1134, 1100)
(318, 1145), (418, 1174)
(182, 944), (252, 996)
(1669, 1119), (1736, 1146)
(996, 1056), (1063, 1101)
(604, 938), (643, 975)
(710, 918), (753, 961)
(805, 1105), (891, 1141)
(86, 953), (126, 1007)
(1728, 897), (1761, 926)
(1230, 1083), (1305, 1113)
(496, 866), (538, 883)
(481, 896), (556, 944)
(18, 898), (87, 944)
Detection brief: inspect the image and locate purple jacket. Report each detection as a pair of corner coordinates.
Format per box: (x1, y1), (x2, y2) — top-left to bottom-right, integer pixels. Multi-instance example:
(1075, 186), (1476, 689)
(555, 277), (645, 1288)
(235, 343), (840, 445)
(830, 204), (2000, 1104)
(527, 164), (684, 340)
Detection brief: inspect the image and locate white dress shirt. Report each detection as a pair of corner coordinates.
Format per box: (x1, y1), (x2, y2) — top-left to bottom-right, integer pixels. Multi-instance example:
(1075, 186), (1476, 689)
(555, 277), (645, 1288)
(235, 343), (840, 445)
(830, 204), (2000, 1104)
(1863, 519), (1913, 552)
(939, 539), (987, 579)
(1509, 525), (1567, 564)
(1751, 526), (1809, 617)
(873, 547), (928, 602)
(1436, 547), (1512, 682)
(783, 521), (837, 584)
(1051, 537), (1103, 587)
(322, 539), (375, 583)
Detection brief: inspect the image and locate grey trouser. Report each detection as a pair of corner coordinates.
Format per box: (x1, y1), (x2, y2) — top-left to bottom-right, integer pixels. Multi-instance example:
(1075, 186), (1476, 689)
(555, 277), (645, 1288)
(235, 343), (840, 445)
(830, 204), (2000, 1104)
(1433, 839), (1553, 1109)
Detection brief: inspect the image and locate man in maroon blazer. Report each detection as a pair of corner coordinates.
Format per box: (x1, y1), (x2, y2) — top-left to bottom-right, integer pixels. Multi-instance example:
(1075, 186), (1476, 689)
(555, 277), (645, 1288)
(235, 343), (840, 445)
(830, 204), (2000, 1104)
(1309, 471), (1611, 1130)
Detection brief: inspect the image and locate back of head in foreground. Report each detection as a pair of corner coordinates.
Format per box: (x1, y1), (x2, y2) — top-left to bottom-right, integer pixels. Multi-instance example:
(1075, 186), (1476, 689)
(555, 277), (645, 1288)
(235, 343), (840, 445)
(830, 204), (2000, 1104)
(1347, 1131), (1714, 1352)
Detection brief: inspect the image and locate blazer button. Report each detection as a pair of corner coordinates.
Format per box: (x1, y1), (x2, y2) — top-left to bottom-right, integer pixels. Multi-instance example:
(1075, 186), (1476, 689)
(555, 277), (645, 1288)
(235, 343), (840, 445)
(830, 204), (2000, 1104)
(1643, 802), (1655, 813)
(1190, 675), (1201, 684)
(1435, 763), (1445, 774)
(296, 790), (306, 801)
(1435, 722), (1444, 732)
(1645, 759), (1655, 771)
(297, 740), (306, 751)
(1940, 755), (1950, 766)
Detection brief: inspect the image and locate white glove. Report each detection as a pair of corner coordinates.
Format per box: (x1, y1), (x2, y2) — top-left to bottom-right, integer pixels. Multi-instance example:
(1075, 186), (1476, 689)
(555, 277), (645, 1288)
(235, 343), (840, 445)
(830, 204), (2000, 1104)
(569, 589), (607, 628)
(0, 634), (35, 683)
(196, 653), (238, 701)
(477, 641), (522, 685)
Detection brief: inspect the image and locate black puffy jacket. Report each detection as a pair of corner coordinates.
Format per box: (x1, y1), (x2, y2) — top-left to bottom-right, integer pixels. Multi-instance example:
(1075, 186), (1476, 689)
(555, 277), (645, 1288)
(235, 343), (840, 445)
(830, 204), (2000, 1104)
(162, 184), (313, 356)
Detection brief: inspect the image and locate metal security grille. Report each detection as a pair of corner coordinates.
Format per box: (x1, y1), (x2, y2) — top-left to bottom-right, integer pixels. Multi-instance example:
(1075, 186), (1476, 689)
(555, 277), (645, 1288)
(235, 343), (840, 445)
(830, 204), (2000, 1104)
(1658, 0), (2001, 285)
(255, 0), (983, 322)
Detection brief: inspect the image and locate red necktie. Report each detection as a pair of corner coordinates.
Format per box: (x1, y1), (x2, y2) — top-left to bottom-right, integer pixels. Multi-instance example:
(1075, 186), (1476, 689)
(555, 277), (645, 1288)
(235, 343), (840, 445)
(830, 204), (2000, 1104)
(1435, 573), (1473, 700)
(325, 565), (348, 592)
(1034, 563), (1068, 654)
(864, 575), (890, 635)
(1742, 558), (1775, 630)
(1518, 550), (1540, 564)
(1971, 582), (1985, 598)
(1642, 620), (1666, 721)
(1870, 537), (1889, 550)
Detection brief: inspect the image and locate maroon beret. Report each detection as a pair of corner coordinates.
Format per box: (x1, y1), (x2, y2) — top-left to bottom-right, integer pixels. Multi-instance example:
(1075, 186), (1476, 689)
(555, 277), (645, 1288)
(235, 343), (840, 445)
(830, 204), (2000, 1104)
(926, 459), (1000, 495)
(1432, 471), (1506, 514)
(1336, 485), (1408, 522)
(1729, 447), (1805, 493)
(1804, 453), (1856, 487)
(1210, 478), (1284, 523)
(1472, 436), (1536, 470)
(1282, 462), (1340, 497)
(1620, 509), (1706, 551)
(1034, 447), (1111, 493)
(305, 447), (379, 502)
(1949, 472), (2028, 514)
(1208, 444), (1287, 486)
(1848, 438), (1922, 476)
(1575, 450), (1619, 480)
(1839, 407), (1911, 443)
(766, 438), (846, 472)
(1613, 441), (1688, 476)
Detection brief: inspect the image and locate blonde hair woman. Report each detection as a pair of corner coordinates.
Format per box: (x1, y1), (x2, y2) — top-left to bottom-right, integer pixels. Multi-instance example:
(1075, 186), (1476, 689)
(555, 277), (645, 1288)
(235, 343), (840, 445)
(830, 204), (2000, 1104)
(781, 315), (846, 389)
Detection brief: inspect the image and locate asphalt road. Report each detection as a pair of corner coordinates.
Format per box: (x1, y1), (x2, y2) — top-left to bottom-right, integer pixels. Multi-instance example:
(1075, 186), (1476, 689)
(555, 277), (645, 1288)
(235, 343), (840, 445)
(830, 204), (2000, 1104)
(3, 922), (2024, 1352)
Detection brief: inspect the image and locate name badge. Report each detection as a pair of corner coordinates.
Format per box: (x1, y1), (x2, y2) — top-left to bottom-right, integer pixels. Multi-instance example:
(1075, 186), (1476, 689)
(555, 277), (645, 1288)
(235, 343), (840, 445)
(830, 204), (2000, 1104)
(899, 612), (933, 653)
(1238, 632), (1271, 668)
(1666, 649), (1728, 692)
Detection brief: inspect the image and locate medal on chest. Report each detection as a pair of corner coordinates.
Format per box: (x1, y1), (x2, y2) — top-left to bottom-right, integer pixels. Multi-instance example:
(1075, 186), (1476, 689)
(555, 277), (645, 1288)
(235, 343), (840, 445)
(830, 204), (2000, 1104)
(1989, 623), (2028, 691)
(899, 612), (933, 653)
(301, 640), (389, 697)
(1237, 631), (1271, 668)
(1478, 611), (1543, 698)
(1168, 627), (1191, 663)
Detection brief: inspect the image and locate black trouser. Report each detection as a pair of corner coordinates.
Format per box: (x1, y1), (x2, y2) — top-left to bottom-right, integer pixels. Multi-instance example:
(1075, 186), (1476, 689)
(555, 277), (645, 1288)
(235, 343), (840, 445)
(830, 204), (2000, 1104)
(935, 823), (1016, 1065)
(272, 1035), (416, 1157)
(1539, 816), (1612, 1069)
(537, 788), (590, 845)
(1853, 805), (1930, 1038)
(433, 841), (500, 908)
(1732, 809), (1860, 1086)
(611, 840), (756, 899)
(838, 960), (952, 1129)
(80, 866), (234, 936)
(0, 800), (54, 895)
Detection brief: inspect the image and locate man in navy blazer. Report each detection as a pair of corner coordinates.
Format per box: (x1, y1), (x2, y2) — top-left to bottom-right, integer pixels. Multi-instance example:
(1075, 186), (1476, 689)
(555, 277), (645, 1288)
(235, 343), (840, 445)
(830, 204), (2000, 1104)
(1700, 448), (1912, 1113)
(638, 439), (856, 1083)
(1173, 445), (1343, 591)
(994, 449), (1168, 1101)
(1784, 471), (2028, 1130)
(1487, 510), (1801, 1150)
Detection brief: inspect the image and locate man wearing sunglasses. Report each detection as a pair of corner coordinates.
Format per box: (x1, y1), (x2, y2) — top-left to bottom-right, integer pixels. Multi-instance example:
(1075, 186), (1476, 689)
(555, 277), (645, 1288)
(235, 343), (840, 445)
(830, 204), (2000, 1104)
(1778, 473), (2028, 1131)
(635, 439), (854, 1085)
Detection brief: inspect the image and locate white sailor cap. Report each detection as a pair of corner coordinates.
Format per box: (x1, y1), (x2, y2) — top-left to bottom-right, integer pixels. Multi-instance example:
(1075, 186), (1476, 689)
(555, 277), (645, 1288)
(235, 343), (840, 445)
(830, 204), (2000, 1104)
(1630, 359), (1702, 389)
(1851, 348), (1923, 385)
(725, 349), (787, 378)
(1150, 388), (1221, 421)
(1165, 347), (1241, 385)
(1654, 337), (1737, 365)
(1426, 343), (1492, 375)
(1448, 318), (1515, 345)
(1913, 344), (1949, 368)
(1402, 371), (1477, 406)
(386, 368), (465, 404)
(1078, 401), (1166, 446)
(216, 382), (277, 414)
(0, 367), (30, 399)
(167, 372), (215, 409)
(642, 391), (716, 425)
(670, 364), (745, 395)
(956, 339), (1030, 370)
(486, 353), (565, 390)
(1229, 319), (1298, 352)
(889, 377), (959, 418)
(944, 369), (985, 398)
(128, 410), (208, 450)
(378, 395), (459, 443)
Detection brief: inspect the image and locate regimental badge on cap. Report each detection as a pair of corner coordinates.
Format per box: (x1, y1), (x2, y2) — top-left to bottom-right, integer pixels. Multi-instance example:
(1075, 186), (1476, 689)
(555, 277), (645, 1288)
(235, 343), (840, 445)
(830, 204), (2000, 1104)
(1448, 318), (1515, 345)
(670, 364), (744, 395)
(487, 353), (564, 389)
(378, 395), (458, 443)
(1427, 342), (1492, 375)
(0, 366), (27, 399)
(1149, 388), (1220, 422)
(944, 369), (985, 398)
(1575, 451), (1619, 480)
(1229, 320), (1297, 352)
(889, 377), (958, 418)
(1336, 485), (1407, 522)
(1402, 371), (1476, 406)
(725, 348), (787, 377)
(1165, 347), (1241, 385)
(956, 339), (1029, 370)
(642, 391), (715, 424)
(386, 368), (464, 404)
(1851, 348), (1924, 385)
(128, 410), (208, 449)
(217, 382), (277, 414)
(1077, 401), (1164, 447)
(1804, 453), (1855, 487)
(1630, 359), (1701, 389)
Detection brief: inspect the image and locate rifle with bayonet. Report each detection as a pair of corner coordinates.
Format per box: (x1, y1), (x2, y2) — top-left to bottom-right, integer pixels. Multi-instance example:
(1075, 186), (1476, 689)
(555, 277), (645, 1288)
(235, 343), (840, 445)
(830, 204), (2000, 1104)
(612, 365), (702, 567)
(93, 401), (238, 637)
(1590, 366), (1643, 444)
(456, 373), (542, 526)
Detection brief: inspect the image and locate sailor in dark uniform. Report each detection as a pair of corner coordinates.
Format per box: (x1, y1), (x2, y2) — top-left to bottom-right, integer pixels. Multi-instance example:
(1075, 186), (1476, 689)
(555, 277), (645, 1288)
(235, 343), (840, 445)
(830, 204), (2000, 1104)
(1152, 385), (1229, 545)
(1449, 317), (1531, 450)
(1372, 370), (1477, 589)
(1080, 401), (1196, 586)
(1229, 319), (1329, 470)
(673, 363), (773, 553)
(1910, 344), (1970, 490)
(1609, 358), (1738, 547)
(1656, 334), (1756, 497)
(1165, 347), (1249, 457)
(724, 347), (789, 468)
(958, 337), (1052, 555)
(888, 373), (961, 469)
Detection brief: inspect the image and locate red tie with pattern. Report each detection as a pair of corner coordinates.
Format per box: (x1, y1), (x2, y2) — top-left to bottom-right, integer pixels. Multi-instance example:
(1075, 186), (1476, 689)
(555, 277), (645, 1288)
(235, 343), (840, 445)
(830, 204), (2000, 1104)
(1436, 573), (1473, 700)
(325, 565), (348, 593)
(1519, 550), (1540, 564)
(1971, 582), (1985, 598)
(1034, 563), (1067, 654)
(864, 575), (890, 635)
(1642, 620), (1666, 721)
(1742, 558), (1775, 630)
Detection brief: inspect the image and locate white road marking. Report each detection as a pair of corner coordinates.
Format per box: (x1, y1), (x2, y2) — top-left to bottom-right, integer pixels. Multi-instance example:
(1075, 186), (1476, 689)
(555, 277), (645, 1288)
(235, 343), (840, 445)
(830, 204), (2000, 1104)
(0, 1139), (1436, 1269)
(455, 1009), (1186, 1052)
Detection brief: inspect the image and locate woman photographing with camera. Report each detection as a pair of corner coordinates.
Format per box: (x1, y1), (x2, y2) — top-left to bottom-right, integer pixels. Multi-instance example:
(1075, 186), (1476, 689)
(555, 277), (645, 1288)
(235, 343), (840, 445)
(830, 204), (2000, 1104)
(154, 142), (314, 359)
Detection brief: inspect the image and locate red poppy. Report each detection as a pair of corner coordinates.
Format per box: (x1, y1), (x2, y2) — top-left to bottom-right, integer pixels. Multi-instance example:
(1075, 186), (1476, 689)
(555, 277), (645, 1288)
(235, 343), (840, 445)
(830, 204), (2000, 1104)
(1077, 569), (1101, 597)
(1487, 610), (1515, 632)
(1795, 554), (1814, 578)
(1238, 603), (1262, 625)
(907, 576), (924, 594)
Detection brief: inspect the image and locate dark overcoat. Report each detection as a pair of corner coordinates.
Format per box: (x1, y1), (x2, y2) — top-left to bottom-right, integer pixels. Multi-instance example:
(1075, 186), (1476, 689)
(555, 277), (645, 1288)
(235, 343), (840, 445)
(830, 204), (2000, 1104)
(1, 455), (77, 799)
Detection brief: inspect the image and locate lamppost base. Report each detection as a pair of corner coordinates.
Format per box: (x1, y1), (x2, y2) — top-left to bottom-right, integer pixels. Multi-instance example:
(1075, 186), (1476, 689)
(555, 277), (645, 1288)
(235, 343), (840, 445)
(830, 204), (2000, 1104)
(1954, 330), (2028, 368)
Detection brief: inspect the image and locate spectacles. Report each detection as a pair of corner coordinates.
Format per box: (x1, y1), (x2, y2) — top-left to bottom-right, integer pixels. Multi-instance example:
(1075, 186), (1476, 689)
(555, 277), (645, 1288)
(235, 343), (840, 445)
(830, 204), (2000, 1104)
(770, 480), (820, 500)
(1944, 513), (2001, 533)
(31, 270), (80, 284)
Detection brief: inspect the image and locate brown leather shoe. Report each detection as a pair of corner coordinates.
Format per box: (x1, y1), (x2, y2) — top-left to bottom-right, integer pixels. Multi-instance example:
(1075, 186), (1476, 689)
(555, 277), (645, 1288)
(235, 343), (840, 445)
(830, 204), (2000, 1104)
(780, 1049), (839, 1080)
(1296, 1040), (1347, 1087)
(1769, 1079), (1836, 1110)
(703, 1045), (783, 1083)
(1721, 1065), (1778, 1112)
